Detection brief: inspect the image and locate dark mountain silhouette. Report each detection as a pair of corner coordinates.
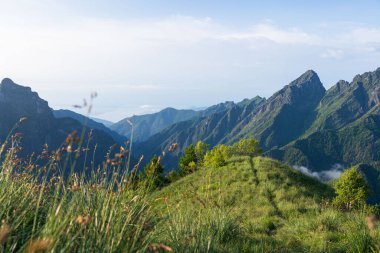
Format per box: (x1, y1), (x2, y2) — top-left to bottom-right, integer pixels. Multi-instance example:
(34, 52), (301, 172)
(53, 109), (127, 144)
(0, 78), (121, 171)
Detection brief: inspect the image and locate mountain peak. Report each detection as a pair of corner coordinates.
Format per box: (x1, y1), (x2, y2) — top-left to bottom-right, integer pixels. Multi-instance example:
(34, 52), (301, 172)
(270, 70), (325, 102)
(290, 69), (321, 87)
(1, 78), (15, 86)
(0, 78), (22, 91)
(0, 78), (33, 94)
(0, 78), (51, 116)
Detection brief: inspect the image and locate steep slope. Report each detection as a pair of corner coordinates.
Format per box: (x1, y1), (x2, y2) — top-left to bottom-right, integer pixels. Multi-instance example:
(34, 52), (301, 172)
(304, 68), (380, 134)
(150, 157), (374, 252)
(111, 102), (236, 143)
(54, 109), (127, 143)
(137, 70), (324, 170)
(111, 107), (199, 142)
(90, 117), (114, 127)
(0, 78), (119, 169)
(269, 68), (380, 170)
(135, 96), (265, 169)
(228, 70), (325, 148)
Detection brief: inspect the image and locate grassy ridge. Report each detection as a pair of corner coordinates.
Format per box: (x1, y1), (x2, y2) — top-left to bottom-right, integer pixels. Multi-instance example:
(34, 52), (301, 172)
(0, 155), (379, 252)
(151, 157), (379, 252)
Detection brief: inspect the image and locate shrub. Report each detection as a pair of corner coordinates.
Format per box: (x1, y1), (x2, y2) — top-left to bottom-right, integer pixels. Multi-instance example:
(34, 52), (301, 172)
(179, 144), (198, 175)
(203, 145), (229, 168)
(231, 137), (262, 157)
(194, 141), (209, 166)
(333, 167), (370, 211)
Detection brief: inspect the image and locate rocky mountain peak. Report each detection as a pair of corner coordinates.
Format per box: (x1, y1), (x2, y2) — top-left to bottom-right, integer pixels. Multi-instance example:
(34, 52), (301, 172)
(1, 77), (15, 86)
(289, 69), (321, 87)
(0, 78), (52, 117)
(335, 80), (350, 92)
(269, 70), (325, 107)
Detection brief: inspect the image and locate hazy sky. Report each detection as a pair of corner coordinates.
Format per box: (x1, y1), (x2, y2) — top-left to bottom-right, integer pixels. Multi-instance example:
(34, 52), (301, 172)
(1, 0), (380, 121)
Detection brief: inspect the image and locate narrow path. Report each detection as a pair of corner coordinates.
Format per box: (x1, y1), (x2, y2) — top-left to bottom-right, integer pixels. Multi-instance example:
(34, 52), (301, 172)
(251, 157), (283, 218)
(248, 157), (259, 186)
(264, 188), (283, 218)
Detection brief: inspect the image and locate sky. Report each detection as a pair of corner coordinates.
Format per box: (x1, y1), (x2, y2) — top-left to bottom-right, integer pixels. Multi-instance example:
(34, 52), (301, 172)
(1, 0), (380, 121)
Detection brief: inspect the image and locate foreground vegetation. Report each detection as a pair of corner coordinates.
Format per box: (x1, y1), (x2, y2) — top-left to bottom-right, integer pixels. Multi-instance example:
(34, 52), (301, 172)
(0, 137), (379, 252)
(152, 156), (380, 252)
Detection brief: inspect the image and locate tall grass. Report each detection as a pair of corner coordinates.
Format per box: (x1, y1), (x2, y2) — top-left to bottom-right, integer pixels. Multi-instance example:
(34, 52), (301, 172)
(0, 139), (156, 252)
(0, 110), (159, 253)
(1, 122), (380, 252)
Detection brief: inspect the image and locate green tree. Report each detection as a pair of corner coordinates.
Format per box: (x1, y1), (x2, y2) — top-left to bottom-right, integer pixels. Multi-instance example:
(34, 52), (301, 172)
(144, 155), (164, 189)
(203, 144), (229, 168)
(194, 141), (209, 165)
(231, 137), (262, 157)
(333, 167), (370, 211)
(179, 144), (197, 175)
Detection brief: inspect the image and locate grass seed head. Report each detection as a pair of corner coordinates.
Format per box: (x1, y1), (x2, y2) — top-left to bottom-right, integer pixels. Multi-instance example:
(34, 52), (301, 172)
(76, 214), (92, 226)
(148, 243), (173, 252)
(0, 223), (11, 245)
(366, 214), (377, 231)
(26, 238), (52, 253)
(18, 117), (27, 124)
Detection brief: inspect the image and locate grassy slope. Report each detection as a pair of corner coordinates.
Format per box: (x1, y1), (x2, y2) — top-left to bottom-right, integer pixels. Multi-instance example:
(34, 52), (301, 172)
(151, 157), (378, 252)
(0, 155), (378, 252)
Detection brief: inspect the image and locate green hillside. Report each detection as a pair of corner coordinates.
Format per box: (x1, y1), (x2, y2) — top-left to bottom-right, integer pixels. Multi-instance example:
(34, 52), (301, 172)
(271, 107), (380, 171)
(150, 157), (378, 252)
(0, 144), (379, 252)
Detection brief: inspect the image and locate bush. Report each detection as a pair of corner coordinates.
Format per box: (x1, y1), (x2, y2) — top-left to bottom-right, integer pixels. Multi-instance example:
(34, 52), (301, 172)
(194, 141), (209, 166)
(179, 144), (198, 175)
(333, 167), (370, 211)
(231, 137), (262, 157)
(203, 145), (230, 168)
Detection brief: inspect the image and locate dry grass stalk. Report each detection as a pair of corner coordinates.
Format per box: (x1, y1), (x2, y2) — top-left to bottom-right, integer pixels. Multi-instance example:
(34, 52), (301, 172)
(366, 214), (377, 231)
(148, 243), (173, 252)
(25, 238), (52, 253)
(0, 223), (11, 245)
(76, 214), (92, 226)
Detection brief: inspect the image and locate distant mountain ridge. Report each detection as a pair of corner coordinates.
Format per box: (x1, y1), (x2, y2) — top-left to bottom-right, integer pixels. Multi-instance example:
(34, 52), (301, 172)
(110, 101), (236, 142)
(2, 67), (380, 175)
(269, 67), (380, 170)
(0, 78), (121, 170)
(135, 96), (265, 169)
(135, 68), (380, 172)
(90, 117), (114, 127)
(53, 109), (127, 144)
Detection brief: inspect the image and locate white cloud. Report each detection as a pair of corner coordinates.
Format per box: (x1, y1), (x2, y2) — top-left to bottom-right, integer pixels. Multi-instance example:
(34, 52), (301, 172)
(321, 49), (344, 59)
(1, 11), (380, 120)
(293, 164), (344, 182)
(139, 104), (154, 109)
(222, 23), (321, 45)
(345, 27), (380, 45)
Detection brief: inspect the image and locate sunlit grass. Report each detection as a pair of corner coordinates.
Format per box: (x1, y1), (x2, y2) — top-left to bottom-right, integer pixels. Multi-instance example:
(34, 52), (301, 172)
(0, 136), (379, 252)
